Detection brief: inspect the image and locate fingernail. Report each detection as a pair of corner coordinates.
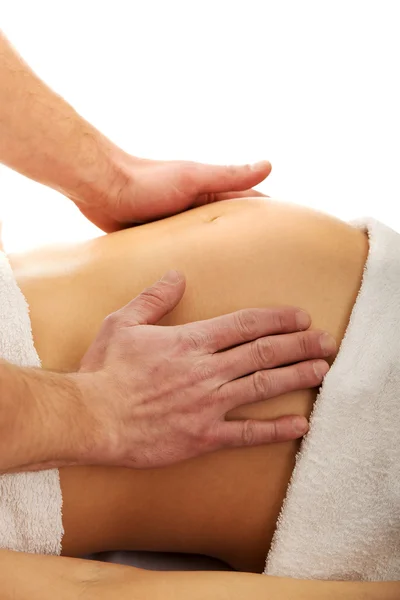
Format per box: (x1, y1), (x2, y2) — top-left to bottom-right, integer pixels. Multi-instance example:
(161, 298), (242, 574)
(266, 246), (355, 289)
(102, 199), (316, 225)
(250, 160), (271, 171)
(313, 360), (329, 379)
(319, 332), (337, 355)
(160, 270), (182, 284)
(293, 417), (309, 436)
(295, 310), (310, 330)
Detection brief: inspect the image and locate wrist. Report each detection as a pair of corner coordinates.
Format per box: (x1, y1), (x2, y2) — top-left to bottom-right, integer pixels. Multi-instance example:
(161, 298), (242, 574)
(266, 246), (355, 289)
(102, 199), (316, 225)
(66, 135), (134, 215)
(0, 31), (135, 225)
(25, 368), (89, 470)
(0, 362), (94, 472)
(41, 371), (94, 468)
(65, 371), (116, 467)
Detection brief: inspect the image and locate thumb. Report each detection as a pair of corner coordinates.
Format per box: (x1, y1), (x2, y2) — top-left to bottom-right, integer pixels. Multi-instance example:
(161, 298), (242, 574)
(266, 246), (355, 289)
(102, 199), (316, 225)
(125, 270), (186, 325)
(190, 160), (272, 196)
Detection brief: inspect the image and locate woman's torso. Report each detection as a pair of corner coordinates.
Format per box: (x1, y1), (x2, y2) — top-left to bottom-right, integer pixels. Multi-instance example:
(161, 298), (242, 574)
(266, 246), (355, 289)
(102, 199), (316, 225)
(8, 198), (368, 570)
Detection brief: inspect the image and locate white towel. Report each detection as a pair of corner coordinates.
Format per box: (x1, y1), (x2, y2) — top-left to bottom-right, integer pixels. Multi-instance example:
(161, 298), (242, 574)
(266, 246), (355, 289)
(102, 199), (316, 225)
(0, 251), (63, 554)
(265, 218), (400, 581)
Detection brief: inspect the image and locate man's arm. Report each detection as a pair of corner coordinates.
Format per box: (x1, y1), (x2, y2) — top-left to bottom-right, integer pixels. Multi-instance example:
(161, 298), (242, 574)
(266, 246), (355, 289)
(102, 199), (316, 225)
(0, 360), (86, 473)
(0, 274), (333, 474)
(0, 29), (271, 232)
(0, 29), (116, 213)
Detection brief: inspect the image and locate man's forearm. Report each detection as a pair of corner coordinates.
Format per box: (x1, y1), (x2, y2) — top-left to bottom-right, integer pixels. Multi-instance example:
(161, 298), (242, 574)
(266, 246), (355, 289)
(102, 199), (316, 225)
(0, 30), (121, 208)
(0, 360), (90, 473)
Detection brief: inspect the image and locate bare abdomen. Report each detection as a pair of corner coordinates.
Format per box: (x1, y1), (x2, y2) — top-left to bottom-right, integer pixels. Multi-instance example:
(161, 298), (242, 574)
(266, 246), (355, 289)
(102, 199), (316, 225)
(9, 198), (368, 571)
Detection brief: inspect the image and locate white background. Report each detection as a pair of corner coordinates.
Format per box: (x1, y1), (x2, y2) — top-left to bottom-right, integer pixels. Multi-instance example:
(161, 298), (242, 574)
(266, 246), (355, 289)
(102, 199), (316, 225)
(1, 0), (399, 252)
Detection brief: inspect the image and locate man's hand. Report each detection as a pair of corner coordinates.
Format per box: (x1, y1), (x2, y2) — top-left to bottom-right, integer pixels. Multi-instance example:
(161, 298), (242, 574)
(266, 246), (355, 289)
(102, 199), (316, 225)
(75, 154), (272, 232)
(74, 270), (335, 469)
(0, 31), (270, 232)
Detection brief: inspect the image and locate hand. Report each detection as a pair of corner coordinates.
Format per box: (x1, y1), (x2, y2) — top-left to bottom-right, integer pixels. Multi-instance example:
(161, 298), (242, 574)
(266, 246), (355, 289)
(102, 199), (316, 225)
(0, 31), (271, 234)
(75, 270), (335, 469)
(75, 151), (272, 232)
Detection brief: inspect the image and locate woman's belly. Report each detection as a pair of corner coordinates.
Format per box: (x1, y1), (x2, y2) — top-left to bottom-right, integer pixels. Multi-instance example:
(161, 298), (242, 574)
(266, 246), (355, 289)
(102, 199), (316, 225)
(8, 198), (368, 570)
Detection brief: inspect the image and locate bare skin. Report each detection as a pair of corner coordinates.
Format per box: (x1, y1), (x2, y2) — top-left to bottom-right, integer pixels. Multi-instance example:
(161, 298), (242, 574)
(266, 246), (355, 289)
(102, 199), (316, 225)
(1, 549), (399, 600)
(1, 29), (394, 599)
(4, 196), (382, 598)
(9, 197), (368, 566)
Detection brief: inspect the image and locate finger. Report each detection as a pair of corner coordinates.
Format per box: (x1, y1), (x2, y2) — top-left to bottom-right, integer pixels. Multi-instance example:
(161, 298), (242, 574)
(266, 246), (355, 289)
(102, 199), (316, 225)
(210, 189), (269, 201)
(187, 161), (272, 198)
(193, 189), (268, 207)
(192, 307), (312, 353)
(216, 359), (329, 412)
(116, 270), (186, 326)
(212, 414), (309, 448)
(217, 330), (336, 381)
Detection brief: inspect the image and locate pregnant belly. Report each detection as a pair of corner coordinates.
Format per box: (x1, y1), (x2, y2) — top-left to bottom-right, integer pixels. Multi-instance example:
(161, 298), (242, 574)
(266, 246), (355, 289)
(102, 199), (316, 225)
(9, 198), (368, 571)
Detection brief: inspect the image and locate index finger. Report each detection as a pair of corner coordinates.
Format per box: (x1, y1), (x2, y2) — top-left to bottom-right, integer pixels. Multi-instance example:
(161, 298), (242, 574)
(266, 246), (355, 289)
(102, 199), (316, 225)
(194, 307), (311, 353)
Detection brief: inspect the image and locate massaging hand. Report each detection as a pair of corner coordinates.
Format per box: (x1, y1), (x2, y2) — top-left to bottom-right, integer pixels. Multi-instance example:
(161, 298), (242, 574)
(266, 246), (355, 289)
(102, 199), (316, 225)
(76, 153), (271, 232)
(0, 31), (270, 232)
(76, 270), (334, 469)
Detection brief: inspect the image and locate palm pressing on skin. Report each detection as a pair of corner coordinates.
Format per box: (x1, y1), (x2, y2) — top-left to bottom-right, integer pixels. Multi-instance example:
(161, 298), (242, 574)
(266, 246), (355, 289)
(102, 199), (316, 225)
(75, 152), (272, 232)
(0, 31), (271, 234)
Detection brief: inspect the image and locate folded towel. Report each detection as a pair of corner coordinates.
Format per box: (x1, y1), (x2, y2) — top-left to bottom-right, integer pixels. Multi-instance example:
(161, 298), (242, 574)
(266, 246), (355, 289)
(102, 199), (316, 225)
(265, 218), (400, 581)
(0, 251), (63, 554)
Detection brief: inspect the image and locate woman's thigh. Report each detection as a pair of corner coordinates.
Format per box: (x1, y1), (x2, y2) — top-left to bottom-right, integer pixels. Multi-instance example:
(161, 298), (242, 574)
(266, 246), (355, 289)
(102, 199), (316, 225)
(9, 198), (368, 571)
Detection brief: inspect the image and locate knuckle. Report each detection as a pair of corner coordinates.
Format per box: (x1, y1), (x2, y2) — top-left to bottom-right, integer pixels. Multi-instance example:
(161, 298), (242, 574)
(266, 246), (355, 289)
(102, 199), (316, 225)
(140, 285), (167, 308)
(187, 419), (215, 452)
(102, 311), (136, 337)
(180, 328), (207, 352)
(270, 310), (287, 332)
(269, 420), (278, 443)
(241, 419), (256, 446)
(295, 361), (314, 386)
(202, 426), (219, 450)
(234, 309), (259, 340)
(211, 384), (228, 408)
(251, 337), (275, 366)
(202, 192), (217, 206)
(191, 360), (216, 383)
(252, 370), (272, 397)
(103, 311), (119, 330)
(297, 332), (312, 356)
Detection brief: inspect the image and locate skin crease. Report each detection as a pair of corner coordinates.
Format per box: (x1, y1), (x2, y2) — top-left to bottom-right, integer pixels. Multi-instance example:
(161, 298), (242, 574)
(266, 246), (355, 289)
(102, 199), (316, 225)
(9, 197), (369, 576)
